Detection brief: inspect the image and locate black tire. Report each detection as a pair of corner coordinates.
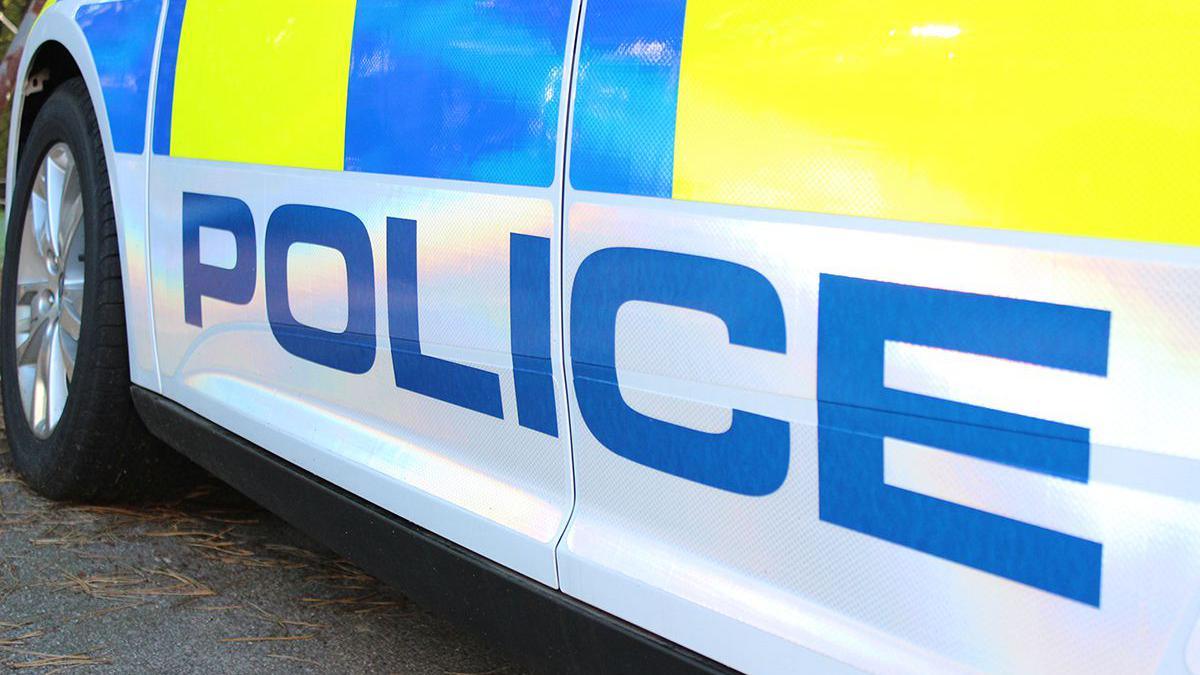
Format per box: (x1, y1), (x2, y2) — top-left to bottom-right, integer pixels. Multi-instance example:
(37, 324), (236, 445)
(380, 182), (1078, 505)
(1, 77), (194, 501)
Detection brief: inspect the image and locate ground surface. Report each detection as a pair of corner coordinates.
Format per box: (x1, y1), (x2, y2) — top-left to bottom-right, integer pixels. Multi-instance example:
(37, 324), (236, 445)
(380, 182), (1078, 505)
(0, 426), (526, 674)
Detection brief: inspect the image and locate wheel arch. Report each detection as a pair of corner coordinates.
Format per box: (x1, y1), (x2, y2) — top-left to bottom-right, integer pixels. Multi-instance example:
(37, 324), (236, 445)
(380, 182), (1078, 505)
(7, 6), (113, 209)
(7, 2), (163, 392)
(14, 40), (83, 167)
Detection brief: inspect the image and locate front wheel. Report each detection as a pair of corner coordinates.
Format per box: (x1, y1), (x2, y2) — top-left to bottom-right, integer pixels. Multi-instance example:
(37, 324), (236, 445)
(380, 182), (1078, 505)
(1, 78), (191, 500)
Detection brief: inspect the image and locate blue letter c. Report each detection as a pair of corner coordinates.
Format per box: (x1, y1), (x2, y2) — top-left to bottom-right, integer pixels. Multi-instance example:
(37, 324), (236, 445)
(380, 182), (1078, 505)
(570, 247), (789, 496)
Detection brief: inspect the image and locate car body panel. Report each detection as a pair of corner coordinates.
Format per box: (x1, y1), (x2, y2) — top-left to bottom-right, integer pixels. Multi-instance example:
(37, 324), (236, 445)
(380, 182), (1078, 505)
(559, 0), (1200, 672)
(8, 1), (1200, 673)
(146, 161), (573, 585)
(143, 0), (579, 587)
(556, 194), (1200, 674)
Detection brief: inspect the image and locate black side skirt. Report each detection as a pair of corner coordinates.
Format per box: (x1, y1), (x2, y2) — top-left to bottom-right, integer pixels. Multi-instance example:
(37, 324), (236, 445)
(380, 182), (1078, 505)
(131, 387), (731, 675)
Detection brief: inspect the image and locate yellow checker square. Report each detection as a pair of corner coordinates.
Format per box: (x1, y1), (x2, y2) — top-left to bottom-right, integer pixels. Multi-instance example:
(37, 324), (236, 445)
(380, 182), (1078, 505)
(169, 0), (358, 171)
(673, 0), (1200, 247)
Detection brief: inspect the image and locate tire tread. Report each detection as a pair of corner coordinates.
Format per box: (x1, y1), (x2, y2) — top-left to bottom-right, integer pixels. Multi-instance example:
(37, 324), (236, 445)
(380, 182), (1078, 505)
(2, 77), (197, 501)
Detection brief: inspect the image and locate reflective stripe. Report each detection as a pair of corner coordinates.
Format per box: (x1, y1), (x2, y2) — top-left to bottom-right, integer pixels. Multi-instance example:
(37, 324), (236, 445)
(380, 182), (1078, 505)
(571, 0), (1200, 247)
(76, 0), (162, 154)
(568, 0), (687, 197)
(671, 1), (1200, 247)
(152, 0), (187, 156)
(154, 0), (572, 186)
(344, 0), (572, 187)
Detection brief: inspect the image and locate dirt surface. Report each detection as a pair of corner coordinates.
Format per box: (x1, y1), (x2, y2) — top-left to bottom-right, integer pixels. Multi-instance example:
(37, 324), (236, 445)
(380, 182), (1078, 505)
(0, 428), (527, 674)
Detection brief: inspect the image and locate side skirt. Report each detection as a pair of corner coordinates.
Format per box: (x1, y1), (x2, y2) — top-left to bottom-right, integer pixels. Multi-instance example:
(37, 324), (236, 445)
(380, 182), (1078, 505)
(131, 386), (731, 675)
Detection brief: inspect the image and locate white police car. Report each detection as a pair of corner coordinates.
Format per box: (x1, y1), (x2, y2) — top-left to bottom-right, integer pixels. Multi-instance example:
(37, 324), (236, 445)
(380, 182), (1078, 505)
(4, 1), (1199, 673)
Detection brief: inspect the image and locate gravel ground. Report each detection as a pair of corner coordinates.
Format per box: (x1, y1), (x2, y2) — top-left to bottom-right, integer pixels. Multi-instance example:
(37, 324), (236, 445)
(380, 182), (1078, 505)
(0, 426), (527, 674)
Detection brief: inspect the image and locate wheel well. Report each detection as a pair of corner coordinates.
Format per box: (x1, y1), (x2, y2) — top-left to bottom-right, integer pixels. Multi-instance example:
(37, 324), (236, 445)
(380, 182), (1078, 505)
(17, 41), (83, 163)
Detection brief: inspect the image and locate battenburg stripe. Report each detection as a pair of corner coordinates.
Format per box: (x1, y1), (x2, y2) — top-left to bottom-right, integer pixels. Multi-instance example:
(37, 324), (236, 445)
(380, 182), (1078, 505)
(150, 0), (572, 187)
(569, 0), (687, 198)
(76, 0), (163, 154)
(151, 0), (185, 156)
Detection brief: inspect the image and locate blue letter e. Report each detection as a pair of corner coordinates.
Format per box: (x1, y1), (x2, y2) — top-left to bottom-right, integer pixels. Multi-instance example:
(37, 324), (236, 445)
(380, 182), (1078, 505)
(817, 274), (1109, 606)
(571, 248), (789, 496)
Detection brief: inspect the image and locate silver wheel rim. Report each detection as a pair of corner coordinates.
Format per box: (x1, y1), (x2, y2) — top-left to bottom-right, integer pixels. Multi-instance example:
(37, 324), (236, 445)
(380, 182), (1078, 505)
(13, 143), (85, 439)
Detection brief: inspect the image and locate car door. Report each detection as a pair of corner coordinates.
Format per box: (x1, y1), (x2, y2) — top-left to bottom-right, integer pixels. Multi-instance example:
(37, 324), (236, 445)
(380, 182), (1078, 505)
(145, 0), (578, 586)
(559, 1), (1200, 673)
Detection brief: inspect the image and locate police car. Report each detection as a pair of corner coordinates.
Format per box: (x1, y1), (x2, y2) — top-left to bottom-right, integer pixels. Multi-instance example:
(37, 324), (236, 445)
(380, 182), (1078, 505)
(3, 1), (1198, 673)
